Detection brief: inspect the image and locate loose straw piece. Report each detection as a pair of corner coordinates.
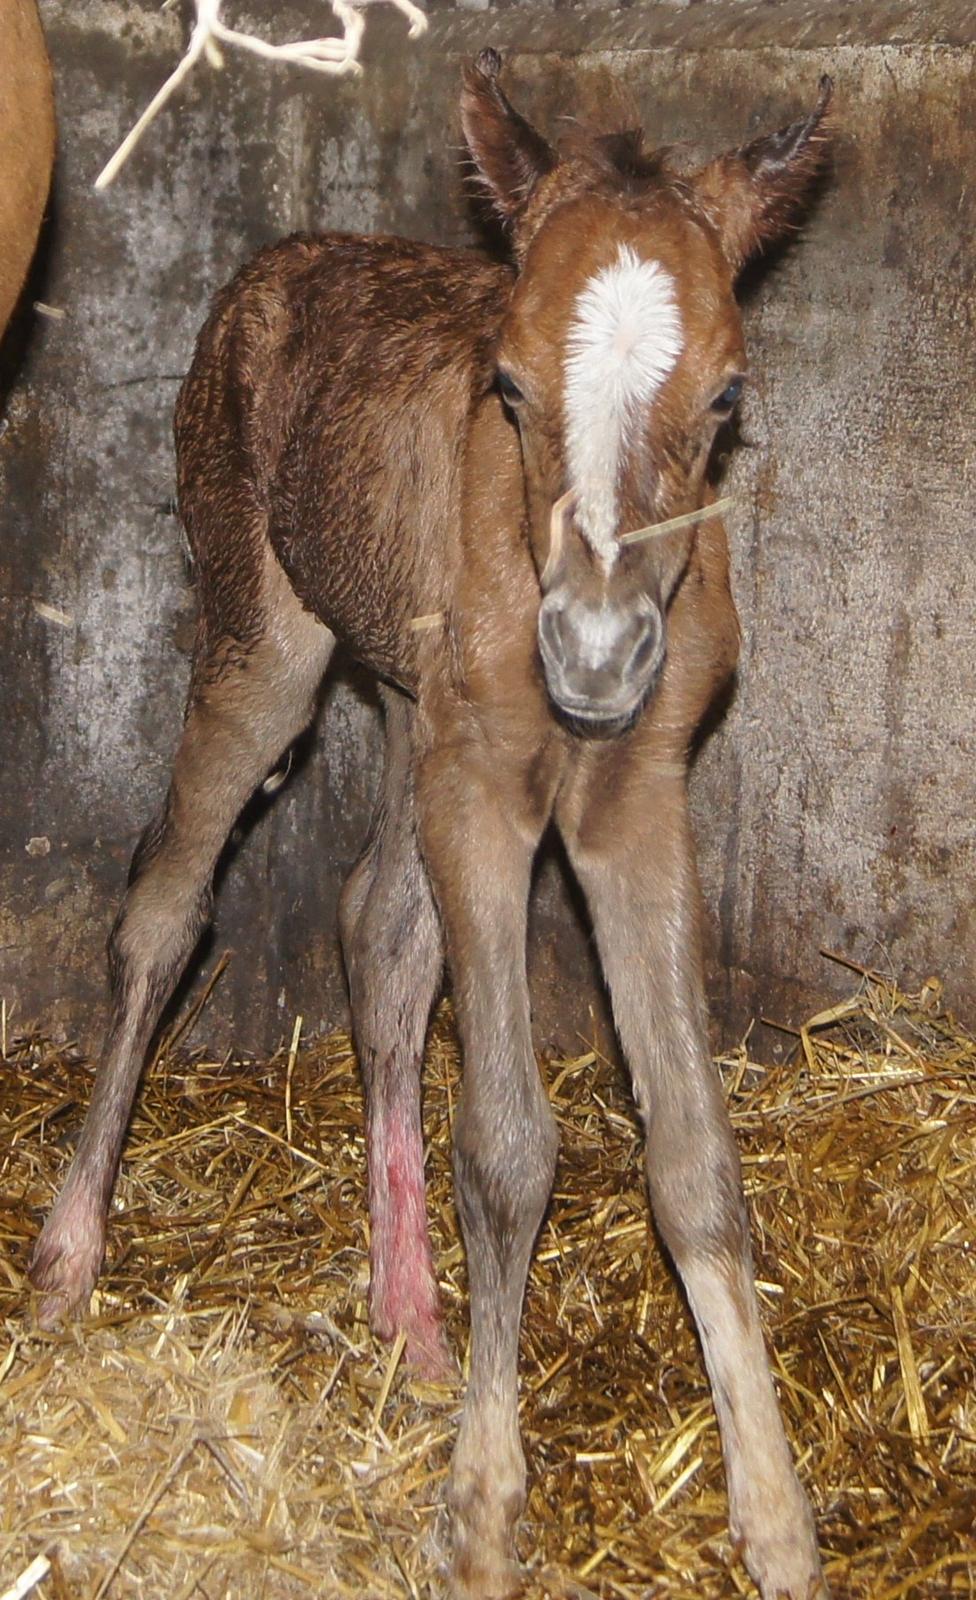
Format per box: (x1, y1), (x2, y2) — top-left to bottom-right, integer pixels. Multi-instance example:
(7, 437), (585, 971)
(618, 494), (734, 546)
(95, 0), (429, 190)
(285, 1013), (303, 1147)
(408, 612), (445, 632)
(0, 1556), (51, 1600)
(890, 1282), (930, 1445)
(32, 600), (74, 628)
(541, 487), (577, 589)
(371, 1330), (407, 1430)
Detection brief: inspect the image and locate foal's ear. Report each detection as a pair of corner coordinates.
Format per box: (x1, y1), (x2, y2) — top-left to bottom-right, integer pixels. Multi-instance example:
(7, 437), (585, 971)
(461, 48), (555, 224)
(695, 77), (833, 273)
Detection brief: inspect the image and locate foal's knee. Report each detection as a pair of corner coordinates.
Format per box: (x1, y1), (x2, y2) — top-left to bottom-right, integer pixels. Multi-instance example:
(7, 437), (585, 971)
(454, 1075), (558, 1256)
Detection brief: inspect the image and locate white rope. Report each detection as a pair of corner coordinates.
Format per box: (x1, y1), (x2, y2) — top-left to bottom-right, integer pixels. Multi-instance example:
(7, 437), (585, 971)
(95, 0), (428, 190)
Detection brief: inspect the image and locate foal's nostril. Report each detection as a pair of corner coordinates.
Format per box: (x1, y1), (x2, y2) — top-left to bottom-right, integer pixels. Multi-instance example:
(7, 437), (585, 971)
(537, 598), (567, 669)
(628, 614), (663, 680)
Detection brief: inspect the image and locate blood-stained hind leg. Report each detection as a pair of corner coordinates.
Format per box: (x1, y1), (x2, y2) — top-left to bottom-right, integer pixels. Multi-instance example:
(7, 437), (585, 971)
(31, 560), (333, 1328)
(338, 689), (449, 1377)
(559, 762), (827, 1600)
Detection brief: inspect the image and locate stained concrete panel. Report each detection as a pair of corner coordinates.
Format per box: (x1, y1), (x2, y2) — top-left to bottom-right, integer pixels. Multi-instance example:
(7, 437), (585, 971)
(1, 0), (973, 1056)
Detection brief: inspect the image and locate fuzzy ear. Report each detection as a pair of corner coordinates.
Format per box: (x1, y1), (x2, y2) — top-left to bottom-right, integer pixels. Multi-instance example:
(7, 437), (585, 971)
(695, 77), (833, 273)
(460, 48), (556, 224)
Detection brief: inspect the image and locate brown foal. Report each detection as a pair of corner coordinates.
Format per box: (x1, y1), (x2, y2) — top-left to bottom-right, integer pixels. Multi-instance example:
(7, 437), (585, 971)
(32, 51), (833, 1600)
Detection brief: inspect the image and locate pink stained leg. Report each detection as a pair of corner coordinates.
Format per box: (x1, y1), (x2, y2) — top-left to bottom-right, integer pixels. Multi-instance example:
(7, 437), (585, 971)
(366, 1054), (454, 1378)
(338, 689), (450, 1378)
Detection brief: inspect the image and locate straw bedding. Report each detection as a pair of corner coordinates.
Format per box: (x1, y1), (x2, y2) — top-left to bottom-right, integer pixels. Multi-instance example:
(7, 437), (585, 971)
(1, 965), (974, 1599)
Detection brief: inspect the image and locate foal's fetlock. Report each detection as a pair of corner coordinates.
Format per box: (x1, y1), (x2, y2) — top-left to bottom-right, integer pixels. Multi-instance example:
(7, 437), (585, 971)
(448, 1454), (525, 1599)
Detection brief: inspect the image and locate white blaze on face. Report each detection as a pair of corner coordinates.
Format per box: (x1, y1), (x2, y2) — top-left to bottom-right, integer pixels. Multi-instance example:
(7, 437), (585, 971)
(564, 243), (683, 567)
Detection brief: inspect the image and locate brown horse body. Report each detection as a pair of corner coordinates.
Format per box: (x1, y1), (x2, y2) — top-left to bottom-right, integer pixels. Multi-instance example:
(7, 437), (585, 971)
(33, 53), (832, 1600)
(0, 0), (55, 339)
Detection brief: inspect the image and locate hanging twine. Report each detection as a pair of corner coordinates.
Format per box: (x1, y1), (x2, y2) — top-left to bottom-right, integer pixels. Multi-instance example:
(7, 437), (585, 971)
(95, 0), (428, 190)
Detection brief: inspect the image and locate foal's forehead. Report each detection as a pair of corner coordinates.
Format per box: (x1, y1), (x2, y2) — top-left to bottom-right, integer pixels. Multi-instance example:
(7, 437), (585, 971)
(507, 194), (737, 358)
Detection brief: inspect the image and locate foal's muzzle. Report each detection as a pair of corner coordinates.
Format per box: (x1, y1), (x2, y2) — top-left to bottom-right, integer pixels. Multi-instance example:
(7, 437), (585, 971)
(537, 591), (665, 732)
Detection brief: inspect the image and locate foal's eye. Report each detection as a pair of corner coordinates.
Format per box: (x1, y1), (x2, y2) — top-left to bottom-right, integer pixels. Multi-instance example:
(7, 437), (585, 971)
(712, 376), (745, 413)
(497, 369), (525, 407)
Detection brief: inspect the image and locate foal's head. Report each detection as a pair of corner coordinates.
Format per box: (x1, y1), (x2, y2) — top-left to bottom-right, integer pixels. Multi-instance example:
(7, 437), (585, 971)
(462, 50), (831, 732)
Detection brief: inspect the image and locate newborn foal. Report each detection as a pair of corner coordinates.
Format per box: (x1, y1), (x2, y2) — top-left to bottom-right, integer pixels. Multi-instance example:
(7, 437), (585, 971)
(33, 51), (832, 1600)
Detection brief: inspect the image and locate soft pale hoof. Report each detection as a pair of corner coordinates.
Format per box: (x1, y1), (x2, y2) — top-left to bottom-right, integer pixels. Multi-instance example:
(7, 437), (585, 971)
(29, 1206), (105, 1330)
(737, 1511), (829, 1600)
(450, 1540), (522, 1600)
(448, 1469), (524, 1600)
(30, 1262), (96, 1331)
(373, 1315), (457, 1383)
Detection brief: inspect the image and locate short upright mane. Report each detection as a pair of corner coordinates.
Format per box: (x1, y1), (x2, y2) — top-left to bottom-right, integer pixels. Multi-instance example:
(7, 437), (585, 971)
(585, 127), (669, 187)
(553, 123), (686, 206)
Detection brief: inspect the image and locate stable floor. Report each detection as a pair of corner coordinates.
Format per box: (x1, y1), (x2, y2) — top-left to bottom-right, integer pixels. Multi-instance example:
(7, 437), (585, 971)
(1, 974), (974, 1598)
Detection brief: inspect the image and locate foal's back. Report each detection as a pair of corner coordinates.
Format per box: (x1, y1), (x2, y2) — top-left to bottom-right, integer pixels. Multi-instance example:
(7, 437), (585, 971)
(175, 233), (512, 686)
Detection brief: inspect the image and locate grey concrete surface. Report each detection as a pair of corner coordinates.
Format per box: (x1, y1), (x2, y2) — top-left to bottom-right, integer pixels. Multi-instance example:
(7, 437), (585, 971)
(1, 0), (973, 1057)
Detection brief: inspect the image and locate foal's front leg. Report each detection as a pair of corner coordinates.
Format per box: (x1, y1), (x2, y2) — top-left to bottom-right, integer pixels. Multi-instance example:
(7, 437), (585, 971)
(561, 771), (827, 1600)
(419, 745), (558, 1600)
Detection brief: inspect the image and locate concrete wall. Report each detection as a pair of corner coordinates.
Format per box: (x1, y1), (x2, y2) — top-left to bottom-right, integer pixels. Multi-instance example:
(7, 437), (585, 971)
(1, 0), (973, 1057)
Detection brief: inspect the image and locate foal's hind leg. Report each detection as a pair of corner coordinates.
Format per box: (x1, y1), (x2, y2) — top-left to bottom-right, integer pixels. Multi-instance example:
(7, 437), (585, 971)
(338, 690), (449, 1376)
(31, 570), (333, 1328)
(560, 768), (826, 1600)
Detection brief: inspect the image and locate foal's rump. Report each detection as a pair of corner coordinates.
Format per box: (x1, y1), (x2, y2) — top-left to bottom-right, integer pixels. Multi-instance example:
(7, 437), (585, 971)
(175, 232), (512, 683)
